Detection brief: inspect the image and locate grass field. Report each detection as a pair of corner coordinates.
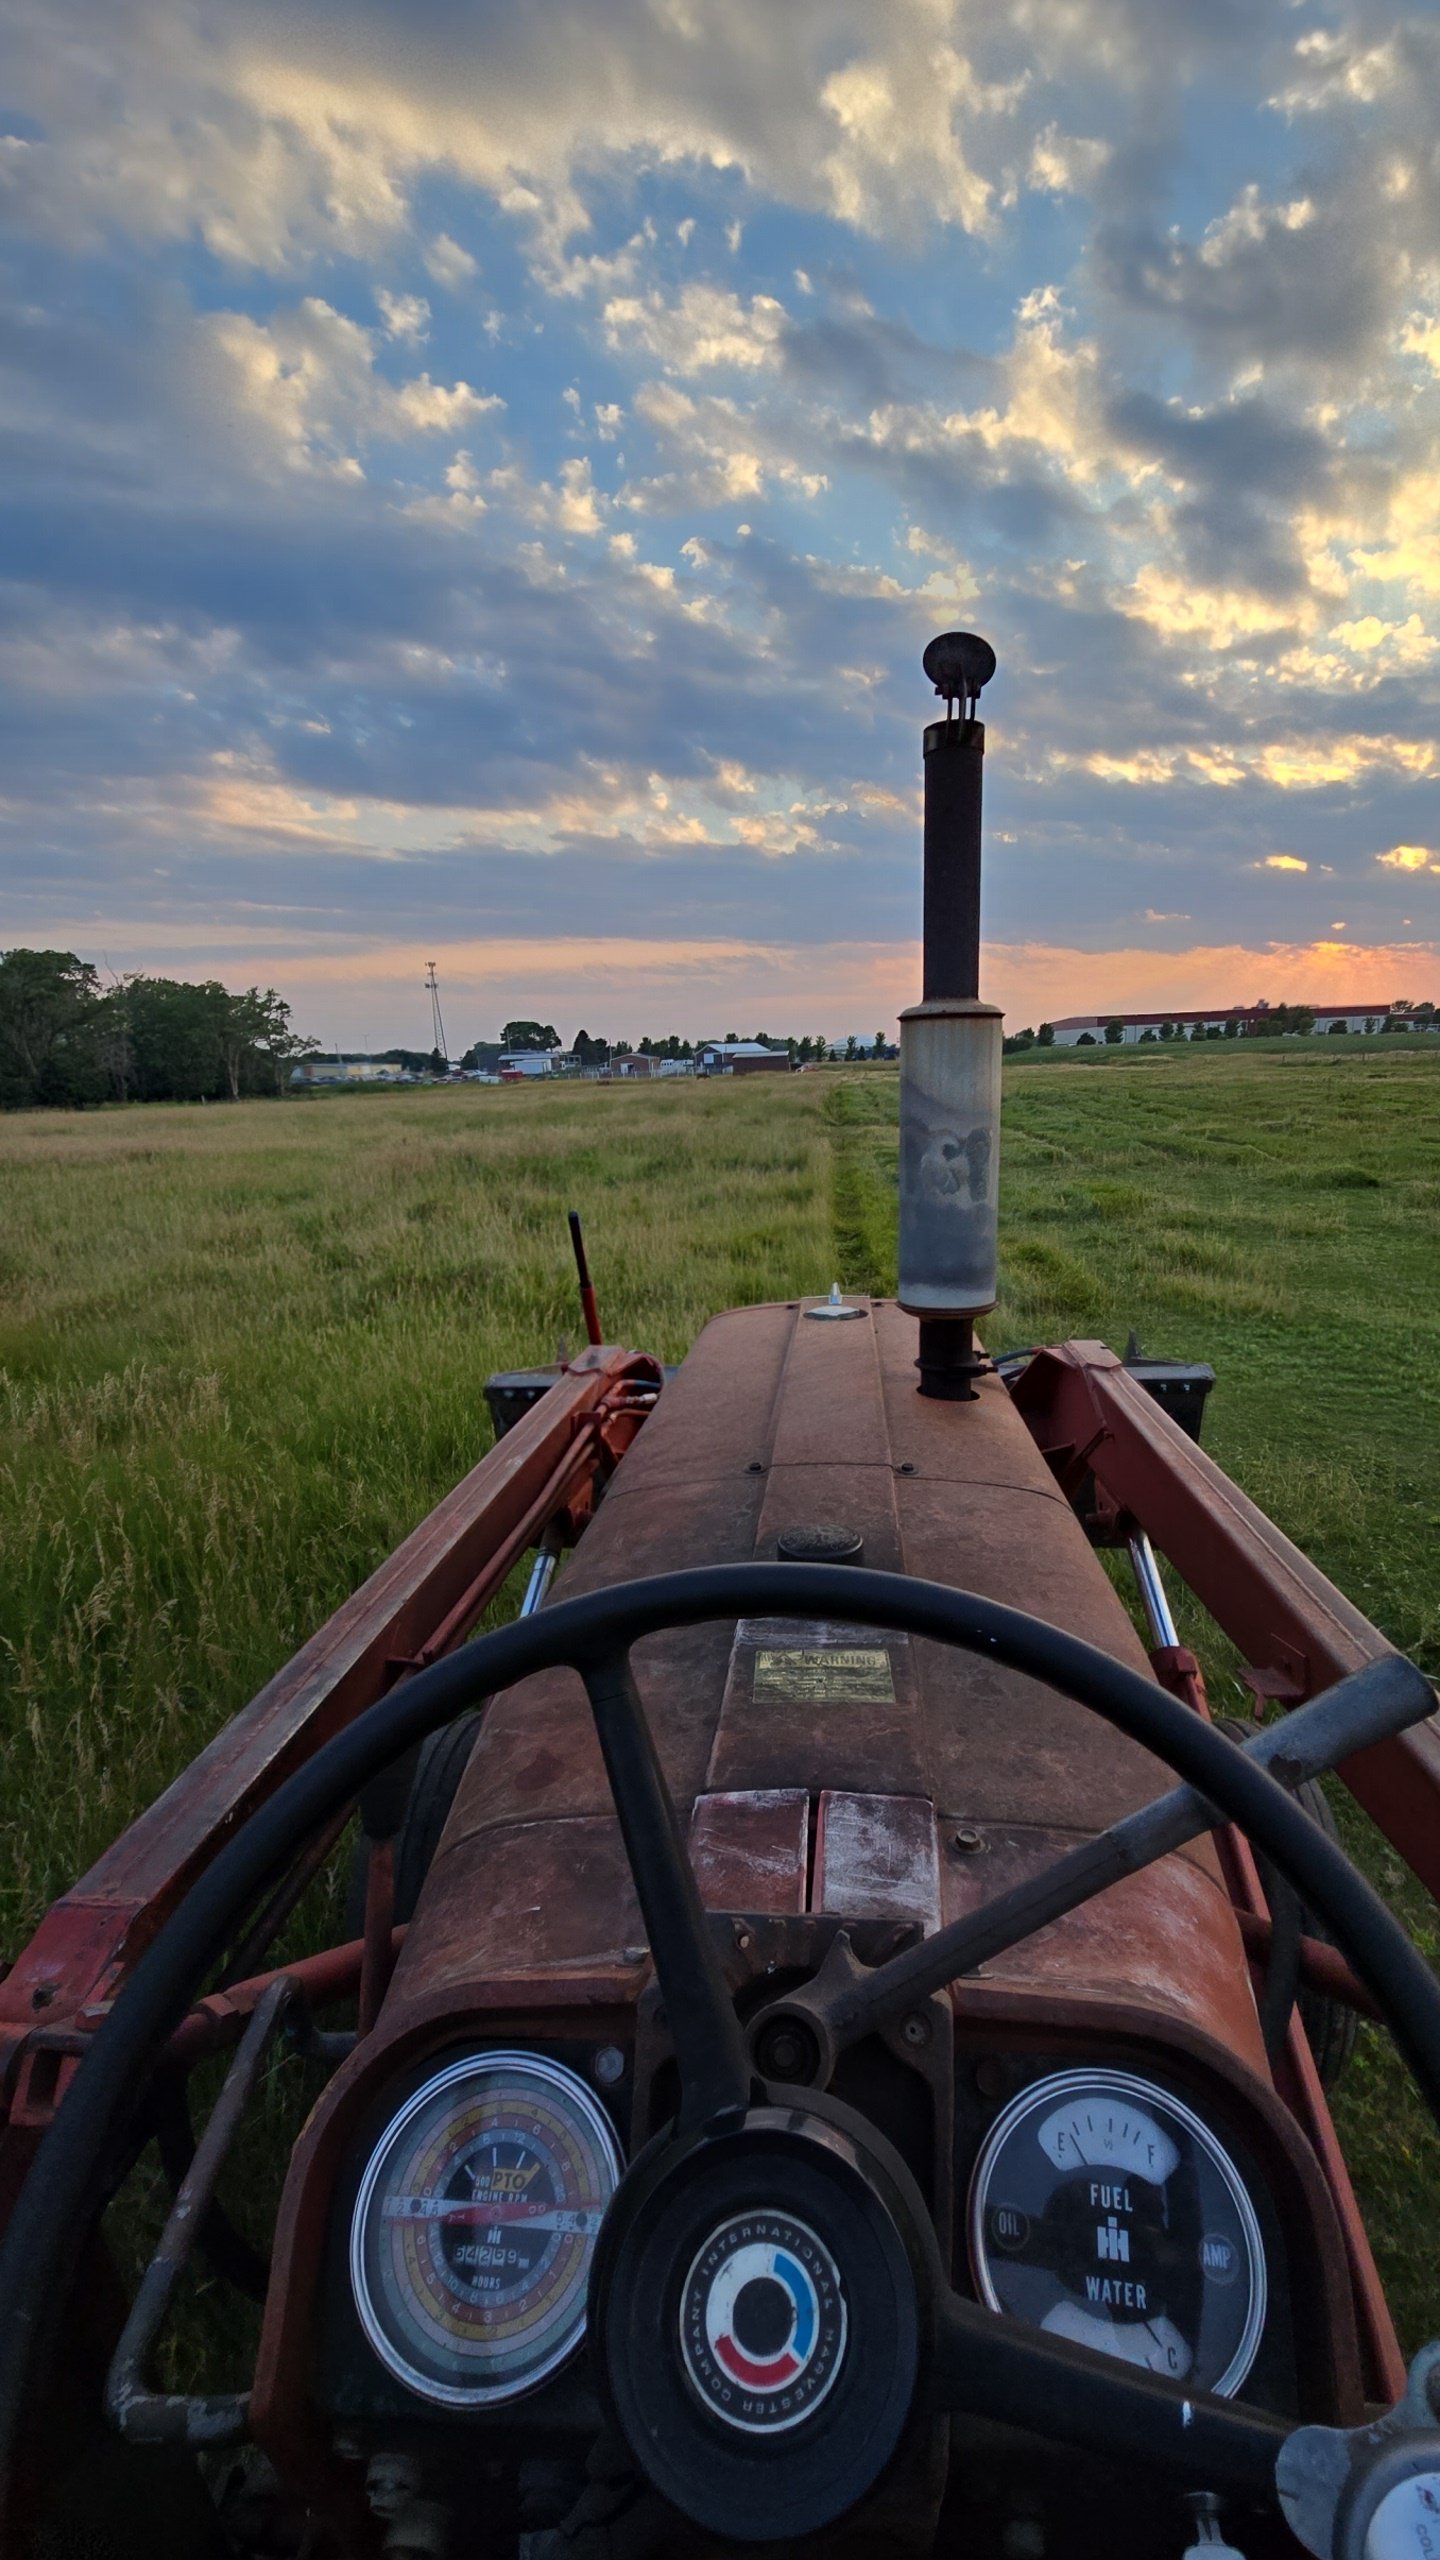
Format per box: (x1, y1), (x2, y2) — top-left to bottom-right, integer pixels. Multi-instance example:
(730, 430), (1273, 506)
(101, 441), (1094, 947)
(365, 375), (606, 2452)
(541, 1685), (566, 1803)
(2, 1047), (1438, 2348)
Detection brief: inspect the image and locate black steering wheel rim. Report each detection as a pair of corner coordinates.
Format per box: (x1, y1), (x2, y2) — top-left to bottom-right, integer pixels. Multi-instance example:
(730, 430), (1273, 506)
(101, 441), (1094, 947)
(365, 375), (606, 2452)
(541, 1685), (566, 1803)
(1, 1561), (1437, 2531)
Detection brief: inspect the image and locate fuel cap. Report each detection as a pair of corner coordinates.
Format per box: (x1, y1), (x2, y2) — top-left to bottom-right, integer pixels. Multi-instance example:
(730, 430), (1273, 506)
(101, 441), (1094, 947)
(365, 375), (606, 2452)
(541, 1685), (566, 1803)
(776, 1525), (864, 1565)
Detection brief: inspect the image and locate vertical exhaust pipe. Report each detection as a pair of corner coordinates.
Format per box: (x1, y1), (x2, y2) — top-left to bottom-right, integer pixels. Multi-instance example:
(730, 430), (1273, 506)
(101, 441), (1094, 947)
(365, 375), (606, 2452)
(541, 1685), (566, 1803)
(899, 633), (1003, 1399)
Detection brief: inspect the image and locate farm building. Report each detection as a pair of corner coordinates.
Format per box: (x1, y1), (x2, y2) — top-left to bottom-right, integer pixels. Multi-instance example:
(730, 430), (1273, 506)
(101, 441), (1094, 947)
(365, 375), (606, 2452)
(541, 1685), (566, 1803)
(604, 1054), (696, 1078)
(1050, 1001), (1431, 1045)
(695, 1041), (792, 1075)
(291, 1055), (405, 1085)
(498, 1049), (578, 1078)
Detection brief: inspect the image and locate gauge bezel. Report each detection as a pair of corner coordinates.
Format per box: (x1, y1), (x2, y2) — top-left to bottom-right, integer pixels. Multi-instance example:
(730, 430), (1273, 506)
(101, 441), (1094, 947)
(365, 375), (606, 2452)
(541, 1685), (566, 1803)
(966, 2065), (1268, 2399)
(349, 2048), (623, 2409)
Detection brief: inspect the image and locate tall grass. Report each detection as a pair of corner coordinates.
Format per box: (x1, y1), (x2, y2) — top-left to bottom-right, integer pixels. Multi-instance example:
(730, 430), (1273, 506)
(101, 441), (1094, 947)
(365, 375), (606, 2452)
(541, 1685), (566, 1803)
(0, 1082), (831, 1942)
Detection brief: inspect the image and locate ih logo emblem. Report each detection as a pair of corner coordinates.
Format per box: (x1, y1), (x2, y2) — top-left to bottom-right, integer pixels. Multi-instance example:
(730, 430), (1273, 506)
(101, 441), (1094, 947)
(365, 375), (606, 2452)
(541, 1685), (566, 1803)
(1096, 2215), (1130, 2264)
(679, 2210), (847, 2436)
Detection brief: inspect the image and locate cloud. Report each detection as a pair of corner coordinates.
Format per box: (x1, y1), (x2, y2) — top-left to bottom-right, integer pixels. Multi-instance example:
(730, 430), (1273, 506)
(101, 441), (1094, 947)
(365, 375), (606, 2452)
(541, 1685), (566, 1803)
(3, 0), (1440, 1039)
(375, 287), (430, 342)
(1260, 855), (1307, 872)
(424, 232), (478, 288)
(198, 297), (502, 477)
(1377, 844), (1440, 875)
(602, 283), (788, 375)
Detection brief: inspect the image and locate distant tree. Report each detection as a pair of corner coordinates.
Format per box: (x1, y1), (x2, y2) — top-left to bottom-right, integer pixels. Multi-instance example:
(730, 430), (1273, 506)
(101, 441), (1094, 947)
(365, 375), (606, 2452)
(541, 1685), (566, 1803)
(428, 1047), (447, 1076)
(0, 948), (103, 1108)
(1206, 1025), (1223, 1040)
(572, 1028), (609, 1065)
(1189, 1023), (1207, 1041)
(1223, 1015), (1240, 1039)
(1364, 1018), (1377, 1036)
(501, 1019), (559, 1051)
(1036, 1023), (1055, 1047)
(1103, 1018), (1125, 1045)
(216, 986), (308, 1097)
(845, 1034), (858, 1060)
(724, 1031), (738, 1044)
(1158, 1020), (1176, 1042)
(1328, 1019), (1349, 1034)
(1290, 1006), (1315, 1037)
(1139, 1027), (1157, 1043)
(1076, 1032), (1097, 1045)
(873, 1031), (886, 1056)
(122, 977), (226, 1101)
(797, 1035), (813, 1061)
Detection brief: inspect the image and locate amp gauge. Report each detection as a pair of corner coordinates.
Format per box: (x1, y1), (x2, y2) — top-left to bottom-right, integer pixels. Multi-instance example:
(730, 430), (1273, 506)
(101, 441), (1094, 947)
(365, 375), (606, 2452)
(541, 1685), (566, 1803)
(968, 2068), (1266, 2396)
(351, 2051), (622, 2407)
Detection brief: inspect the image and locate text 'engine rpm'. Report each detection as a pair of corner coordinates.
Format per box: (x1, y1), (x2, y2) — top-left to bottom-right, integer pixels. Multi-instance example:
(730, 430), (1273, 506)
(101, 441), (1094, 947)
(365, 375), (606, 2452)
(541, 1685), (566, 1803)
(351, 2052), (622, 2407)
(968, 2069), (1267, 2398)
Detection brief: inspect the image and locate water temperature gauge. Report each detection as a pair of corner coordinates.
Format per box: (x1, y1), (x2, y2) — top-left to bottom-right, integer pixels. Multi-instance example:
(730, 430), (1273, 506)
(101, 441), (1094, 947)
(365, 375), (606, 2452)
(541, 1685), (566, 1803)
(967, 2068), (1267, 2396)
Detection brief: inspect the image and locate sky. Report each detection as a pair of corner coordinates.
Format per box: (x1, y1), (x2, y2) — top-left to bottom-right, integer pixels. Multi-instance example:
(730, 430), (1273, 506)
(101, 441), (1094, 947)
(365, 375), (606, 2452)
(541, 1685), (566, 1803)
(3, 0), (1439, 1049)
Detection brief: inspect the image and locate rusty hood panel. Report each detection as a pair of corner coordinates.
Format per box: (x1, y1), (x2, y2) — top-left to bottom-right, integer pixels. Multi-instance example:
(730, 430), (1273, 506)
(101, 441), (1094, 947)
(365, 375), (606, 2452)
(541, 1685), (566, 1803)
(384, 1299), (1261, 2067)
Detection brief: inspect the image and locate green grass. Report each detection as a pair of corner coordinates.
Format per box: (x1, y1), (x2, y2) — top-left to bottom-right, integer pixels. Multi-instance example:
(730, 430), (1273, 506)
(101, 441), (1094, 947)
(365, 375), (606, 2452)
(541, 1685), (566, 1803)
(2, 1049), (1438, 2351)
(0, 1082), (833, 1942)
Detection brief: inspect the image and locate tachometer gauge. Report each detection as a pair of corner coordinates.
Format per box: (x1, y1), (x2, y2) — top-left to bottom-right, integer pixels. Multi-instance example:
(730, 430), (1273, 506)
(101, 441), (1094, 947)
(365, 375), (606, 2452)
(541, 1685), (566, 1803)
(968, 2069), (1266, 2396)
(350, 2052), (622, 2407)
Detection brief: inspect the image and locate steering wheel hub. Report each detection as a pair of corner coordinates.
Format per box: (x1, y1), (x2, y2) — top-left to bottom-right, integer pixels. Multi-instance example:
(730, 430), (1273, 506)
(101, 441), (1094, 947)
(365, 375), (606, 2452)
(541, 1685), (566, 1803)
(592, 2102), (929, 2542)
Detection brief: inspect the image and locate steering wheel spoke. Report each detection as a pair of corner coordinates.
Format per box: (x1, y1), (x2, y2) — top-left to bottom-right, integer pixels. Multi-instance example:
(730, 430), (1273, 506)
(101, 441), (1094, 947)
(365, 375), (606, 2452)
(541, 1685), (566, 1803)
(576, 1646), (752, 2131)
(933, 2289), (1285, 2499)
(748, 1654), (1438, 2084)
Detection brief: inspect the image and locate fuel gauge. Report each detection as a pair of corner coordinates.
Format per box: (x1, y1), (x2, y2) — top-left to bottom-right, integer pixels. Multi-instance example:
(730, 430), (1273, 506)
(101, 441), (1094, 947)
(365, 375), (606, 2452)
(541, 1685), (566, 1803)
(968, 2068), (1266, 2396)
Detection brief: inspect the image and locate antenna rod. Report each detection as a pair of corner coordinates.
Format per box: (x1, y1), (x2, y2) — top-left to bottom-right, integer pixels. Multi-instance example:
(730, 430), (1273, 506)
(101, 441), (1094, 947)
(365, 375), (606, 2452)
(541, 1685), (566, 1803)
(568, 1210), (603, 1346)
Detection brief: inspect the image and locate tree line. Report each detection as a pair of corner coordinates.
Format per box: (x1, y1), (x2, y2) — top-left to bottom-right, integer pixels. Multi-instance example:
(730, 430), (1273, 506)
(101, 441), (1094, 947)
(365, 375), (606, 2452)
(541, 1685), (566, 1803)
(0, 949), (315, 1110)
(477, 1023), (892, 1065)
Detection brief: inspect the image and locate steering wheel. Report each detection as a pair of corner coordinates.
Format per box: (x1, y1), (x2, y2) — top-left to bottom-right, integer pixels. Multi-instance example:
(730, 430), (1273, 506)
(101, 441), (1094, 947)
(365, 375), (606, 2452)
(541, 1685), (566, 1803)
(2, 1564), (1439, 2551)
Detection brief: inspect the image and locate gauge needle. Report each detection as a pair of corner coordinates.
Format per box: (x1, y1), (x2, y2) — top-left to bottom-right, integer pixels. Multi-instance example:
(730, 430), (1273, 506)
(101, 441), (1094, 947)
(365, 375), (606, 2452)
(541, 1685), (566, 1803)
(383, 2199), (605, 2230)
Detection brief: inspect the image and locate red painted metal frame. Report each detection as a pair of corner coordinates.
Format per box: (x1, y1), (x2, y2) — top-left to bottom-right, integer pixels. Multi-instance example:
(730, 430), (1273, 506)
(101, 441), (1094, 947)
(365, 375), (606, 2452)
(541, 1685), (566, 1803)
(1011, 1341), (1440, 1893)
(1012, 1339), (1440, 2403)
(0, 1345), (659, 2178)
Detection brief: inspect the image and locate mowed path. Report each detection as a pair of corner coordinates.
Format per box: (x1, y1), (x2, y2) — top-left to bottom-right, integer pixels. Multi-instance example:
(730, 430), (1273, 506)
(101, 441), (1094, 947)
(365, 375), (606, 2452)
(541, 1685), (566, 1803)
(1, 1047), (1436, 2335)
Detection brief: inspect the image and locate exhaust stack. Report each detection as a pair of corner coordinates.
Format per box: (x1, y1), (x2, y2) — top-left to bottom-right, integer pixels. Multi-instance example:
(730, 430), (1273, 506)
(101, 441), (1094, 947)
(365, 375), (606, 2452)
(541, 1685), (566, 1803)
(899, 632), (1003, 1400)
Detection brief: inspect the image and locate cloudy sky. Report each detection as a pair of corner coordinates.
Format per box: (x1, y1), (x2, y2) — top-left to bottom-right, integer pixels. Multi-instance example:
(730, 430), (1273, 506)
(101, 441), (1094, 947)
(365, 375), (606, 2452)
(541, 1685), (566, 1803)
(3, 0), (1439, 1047)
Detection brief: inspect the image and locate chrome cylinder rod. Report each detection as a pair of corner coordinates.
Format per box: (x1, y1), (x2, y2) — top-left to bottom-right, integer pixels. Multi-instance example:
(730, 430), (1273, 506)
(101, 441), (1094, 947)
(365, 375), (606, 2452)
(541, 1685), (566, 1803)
(1129, 1531), (1180, 1650)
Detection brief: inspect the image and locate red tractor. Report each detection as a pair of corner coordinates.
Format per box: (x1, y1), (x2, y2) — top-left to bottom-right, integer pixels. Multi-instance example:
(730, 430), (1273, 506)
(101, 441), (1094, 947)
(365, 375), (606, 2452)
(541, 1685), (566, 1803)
(3, 637), (1439, 2560)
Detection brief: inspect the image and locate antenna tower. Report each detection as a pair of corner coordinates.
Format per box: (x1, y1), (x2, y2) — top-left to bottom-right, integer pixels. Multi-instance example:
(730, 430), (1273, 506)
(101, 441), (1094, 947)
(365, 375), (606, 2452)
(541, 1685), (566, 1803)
(425, 961), (449, 1065)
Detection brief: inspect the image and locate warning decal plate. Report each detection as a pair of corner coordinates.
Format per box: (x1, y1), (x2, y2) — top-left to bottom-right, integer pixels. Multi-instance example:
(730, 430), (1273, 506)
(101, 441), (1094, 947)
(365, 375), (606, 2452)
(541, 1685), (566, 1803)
(752, 1648), (896, 1705)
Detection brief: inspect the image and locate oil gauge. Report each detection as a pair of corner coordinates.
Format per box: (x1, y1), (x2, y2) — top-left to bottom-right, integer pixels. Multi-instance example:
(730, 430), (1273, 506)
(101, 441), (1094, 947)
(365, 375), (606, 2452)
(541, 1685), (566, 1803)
(968, 2068), (1266, 2396)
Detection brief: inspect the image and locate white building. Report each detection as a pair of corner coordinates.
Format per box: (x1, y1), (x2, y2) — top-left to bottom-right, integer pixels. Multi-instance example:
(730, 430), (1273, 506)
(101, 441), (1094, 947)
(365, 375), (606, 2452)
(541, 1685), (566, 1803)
(1049, 1002), (1427, 1047)
(498, 1049), (559, 1077)
(292, 1056), (404, 1085)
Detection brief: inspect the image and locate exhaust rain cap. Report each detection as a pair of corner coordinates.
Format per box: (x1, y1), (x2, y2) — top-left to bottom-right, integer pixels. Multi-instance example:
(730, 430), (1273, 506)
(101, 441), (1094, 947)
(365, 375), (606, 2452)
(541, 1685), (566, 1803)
(922, 631), (996, 722)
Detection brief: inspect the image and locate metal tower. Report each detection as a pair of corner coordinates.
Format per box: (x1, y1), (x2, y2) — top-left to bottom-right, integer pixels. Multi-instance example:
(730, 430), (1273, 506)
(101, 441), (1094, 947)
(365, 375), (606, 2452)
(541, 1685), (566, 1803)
(425, 961), (449, 1065)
